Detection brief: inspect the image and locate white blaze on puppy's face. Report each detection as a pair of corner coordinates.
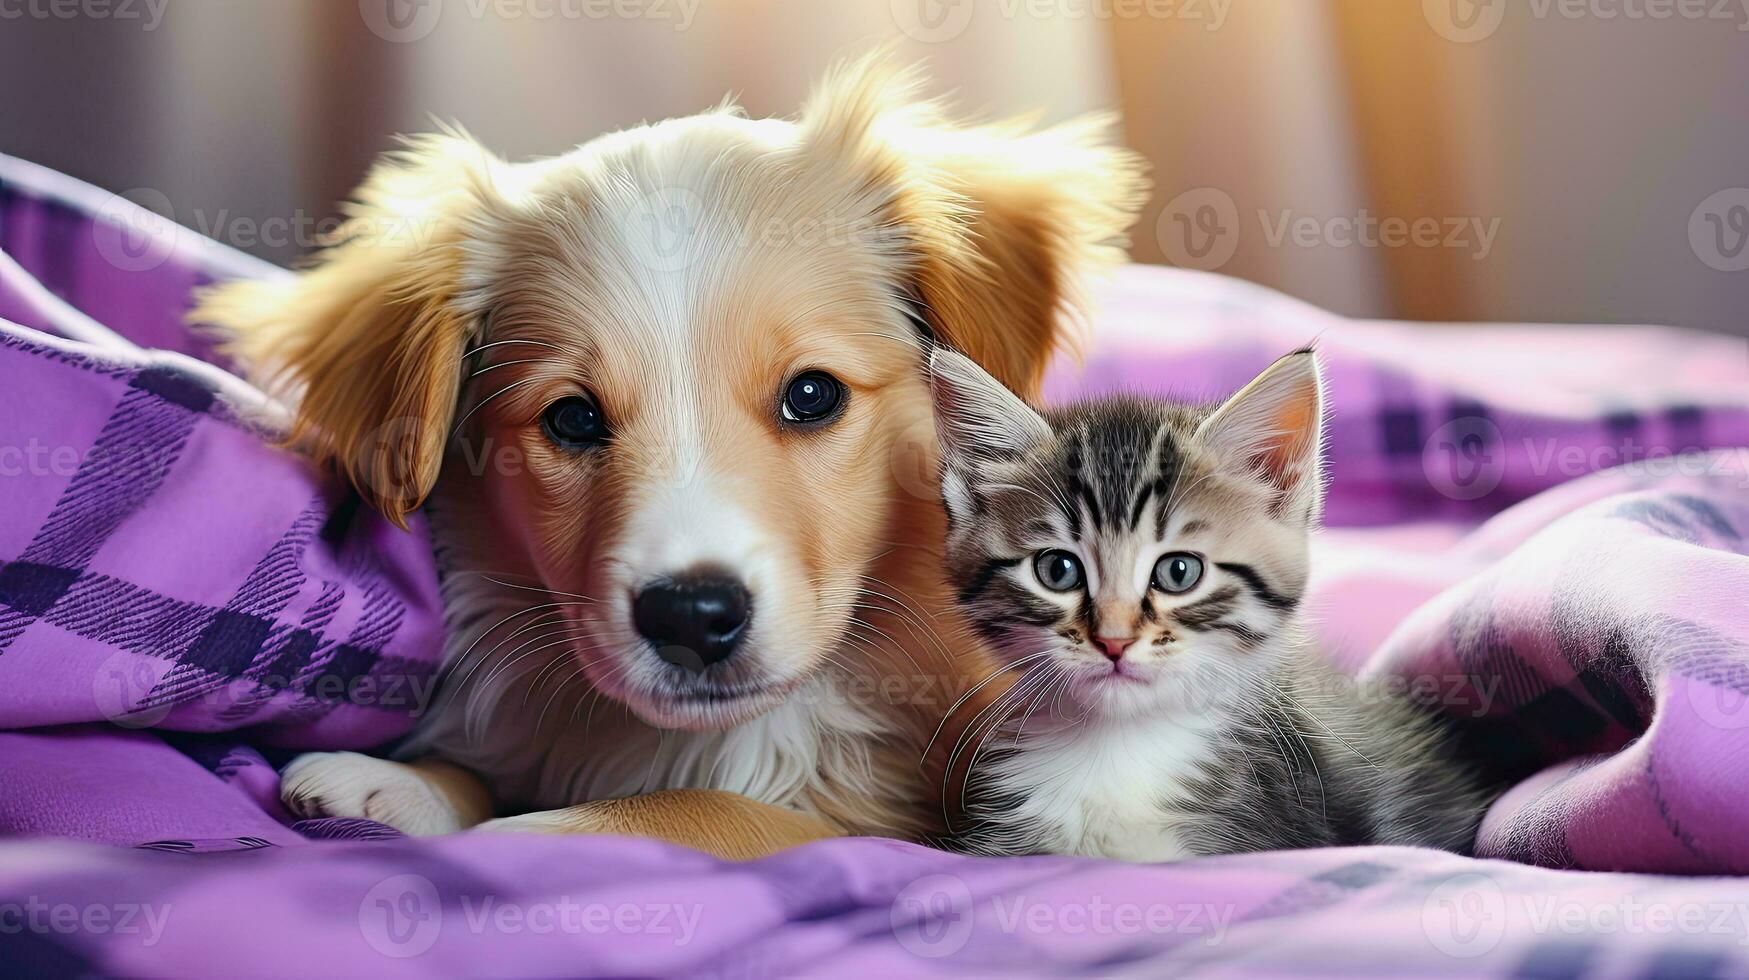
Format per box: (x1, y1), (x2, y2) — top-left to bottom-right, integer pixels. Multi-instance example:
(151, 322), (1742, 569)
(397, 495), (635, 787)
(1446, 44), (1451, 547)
(445, 112), (930, 730)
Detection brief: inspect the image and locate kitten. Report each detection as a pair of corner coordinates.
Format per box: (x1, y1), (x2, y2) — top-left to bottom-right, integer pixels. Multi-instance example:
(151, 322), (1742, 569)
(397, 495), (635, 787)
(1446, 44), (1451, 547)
(927, 347), (1493, 861)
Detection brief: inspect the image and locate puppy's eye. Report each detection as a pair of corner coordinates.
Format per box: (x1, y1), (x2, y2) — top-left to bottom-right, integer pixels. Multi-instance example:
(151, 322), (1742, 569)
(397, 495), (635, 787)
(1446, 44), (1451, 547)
(1033, 550), (1084, 592)
(541, 396), (609, 451)
(1152, 553), (1204, 594)
(781, 371), (844, 424)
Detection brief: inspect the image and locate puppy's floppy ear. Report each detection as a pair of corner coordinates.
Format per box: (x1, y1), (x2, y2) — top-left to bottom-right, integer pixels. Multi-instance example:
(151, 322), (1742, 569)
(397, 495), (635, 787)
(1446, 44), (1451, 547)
(801, 54), (1147, 399)
(194, 132), (505, 527)
(928, 348), (1053, 526)
(1195, 349), (1327, 523)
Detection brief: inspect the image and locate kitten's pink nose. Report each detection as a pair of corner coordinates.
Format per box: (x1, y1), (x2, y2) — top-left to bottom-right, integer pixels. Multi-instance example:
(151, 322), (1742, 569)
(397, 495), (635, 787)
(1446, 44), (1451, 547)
(1095, 636), (1136, 661)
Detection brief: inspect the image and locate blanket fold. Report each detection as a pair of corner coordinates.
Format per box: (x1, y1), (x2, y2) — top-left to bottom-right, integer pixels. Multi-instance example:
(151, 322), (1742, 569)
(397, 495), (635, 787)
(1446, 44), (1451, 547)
(0, 155), (446, 852)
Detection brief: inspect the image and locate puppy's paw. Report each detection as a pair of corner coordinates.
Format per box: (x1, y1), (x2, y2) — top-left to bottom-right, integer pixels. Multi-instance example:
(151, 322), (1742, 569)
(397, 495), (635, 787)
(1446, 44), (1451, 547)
(280, 752), (463, 836)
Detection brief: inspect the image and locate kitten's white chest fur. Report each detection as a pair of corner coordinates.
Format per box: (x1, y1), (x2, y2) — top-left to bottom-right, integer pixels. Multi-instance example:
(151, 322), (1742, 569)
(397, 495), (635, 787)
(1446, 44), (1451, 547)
(977, 708), (1228, 862)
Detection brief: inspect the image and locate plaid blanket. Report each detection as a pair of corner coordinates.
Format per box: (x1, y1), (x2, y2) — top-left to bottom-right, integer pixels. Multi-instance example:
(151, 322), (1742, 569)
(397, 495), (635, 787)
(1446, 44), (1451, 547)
(0, 155), (444, 846)
(3, 152), (1749, 976)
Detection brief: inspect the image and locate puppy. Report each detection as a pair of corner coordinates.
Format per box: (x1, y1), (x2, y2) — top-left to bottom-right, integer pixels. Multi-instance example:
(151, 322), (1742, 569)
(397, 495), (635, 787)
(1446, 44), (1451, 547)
(196, 55), (1145, 858)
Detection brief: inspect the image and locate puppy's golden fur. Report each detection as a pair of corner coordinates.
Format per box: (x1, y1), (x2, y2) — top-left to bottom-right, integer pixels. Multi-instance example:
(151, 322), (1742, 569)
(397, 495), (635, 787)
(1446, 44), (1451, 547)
(197, 55), (1144, 858)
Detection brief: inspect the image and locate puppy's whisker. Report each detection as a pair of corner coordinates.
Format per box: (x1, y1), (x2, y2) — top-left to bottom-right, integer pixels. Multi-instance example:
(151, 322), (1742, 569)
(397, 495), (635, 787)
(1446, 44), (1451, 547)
(468, 357), (547, 379)
(441, 610), (567, 689)
(920, 650), (1051, 771)
(461, 338), (568, 359)
(963, 667), (1058, 810)
(451, 376), (544, 436)
(442, 602), (592, 688)
(474, 574), (599, 603)
(464, 628), (612, 742)
(943, 662), (1052, 826)
(467, 624), (599, 704)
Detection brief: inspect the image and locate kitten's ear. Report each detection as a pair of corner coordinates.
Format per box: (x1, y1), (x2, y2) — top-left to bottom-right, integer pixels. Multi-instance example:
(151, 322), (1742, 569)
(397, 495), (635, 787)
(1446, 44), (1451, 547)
(928, 348), (1052, 522)
(929, 348), (1053, 461)
(1195, 349), (1326, 520)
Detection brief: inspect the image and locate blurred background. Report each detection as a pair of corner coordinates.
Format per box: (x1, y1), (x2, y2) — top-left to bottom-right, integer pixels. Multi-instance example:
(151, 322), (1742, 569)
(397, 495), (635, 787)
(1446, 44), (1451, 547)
(2, 0), (1746, 335)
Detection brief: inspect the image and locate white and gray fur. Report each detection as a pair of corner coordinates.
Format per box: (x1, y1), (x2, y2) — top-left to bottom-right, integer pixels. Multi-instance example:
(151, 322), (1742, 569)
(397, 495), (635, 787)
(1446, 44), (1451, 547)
(928, 347), (1494, 861)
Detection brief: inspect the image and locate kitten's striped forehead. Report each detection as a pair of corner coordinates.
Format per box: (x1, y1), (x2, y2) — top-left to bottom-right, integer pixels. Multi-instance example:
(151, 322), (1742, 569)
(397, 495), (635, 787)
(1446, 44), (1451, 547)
(1030, 398), (1212, 541)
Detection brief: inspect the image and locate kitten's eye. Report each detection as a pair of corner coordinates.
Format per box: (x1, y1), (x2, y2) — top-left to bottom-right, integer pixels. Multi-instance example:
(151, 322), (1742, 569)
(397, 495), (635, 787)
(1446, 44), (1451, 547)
(1152, 553), (1204, 594)
(541, 396), (609, 451)
(781, 371), (844, 424)
(1033, 550), (1084, 592)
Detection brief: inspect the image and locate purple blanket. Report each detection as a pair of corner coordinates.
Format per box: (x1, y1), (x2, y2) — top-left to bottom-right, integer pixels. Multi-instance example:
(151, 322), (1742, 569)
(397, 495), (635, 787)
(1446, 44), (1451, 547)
(3, 153), (1749, 976)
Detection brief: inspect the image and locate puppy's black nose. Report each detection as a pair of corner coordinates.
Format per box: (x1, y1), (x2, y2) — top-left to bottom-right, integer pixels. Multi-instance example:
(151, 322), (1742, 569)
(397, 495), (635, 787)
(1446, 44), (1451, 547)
(632, 570), (752, 670)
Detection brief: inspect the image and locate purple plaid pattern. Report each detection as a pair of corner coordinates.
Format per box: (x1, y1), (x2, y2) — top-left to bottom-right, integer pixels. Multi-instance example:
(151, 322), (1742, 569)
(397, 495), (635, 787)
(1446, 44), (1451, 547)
(0, 156), (444, 754)
(1359, 457), (1749, 875)
(4, 154), (1749, 977)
